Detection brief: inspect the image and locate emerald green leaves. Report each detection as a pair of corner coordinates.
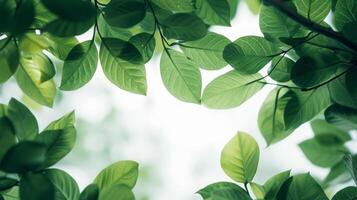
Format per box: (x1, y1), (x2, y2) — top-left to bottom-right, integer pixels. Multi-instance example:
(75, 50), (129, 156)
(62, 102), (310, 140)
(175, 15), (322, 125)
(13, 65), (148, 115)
(332, 187), (357, 200)
(223, 36), (281, 74)
(160, 49), (202, 103)
(293, 0), (331, 22)
(20, 172), (54, 200)
(60, 41), (98, 91)
(43, 169), (80, 200)
(80, 184), (99, 200)
(103, 0), (146, 28)
(162, 14), (208, 41)
(220, 132), (260, 183)
(195, 0), (231, 26)
(334, 0), (357, 31)
(202, 71), (263, 109)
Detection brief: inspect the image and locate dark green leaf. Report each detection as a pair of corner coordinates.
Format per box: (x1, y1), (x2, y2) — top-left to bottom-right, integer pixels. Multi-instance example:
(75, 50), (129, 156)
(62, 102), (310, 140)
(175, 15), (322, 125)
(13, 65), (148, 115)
(346, 68), (357, 107)
(60, 41), (98, 90)
(0, 142), (47, 173)
(310, 119), (351, 145)
(13, 0), (35, 34)
(0, 0), (15, 33)
(202, 70), (263, 109)
(344, 154), (357, 185)
(162, 13), (208, 41)
(151, 0), (194, 12)
(195, 0), (231, 26)
(264, 170), (291, 200)
(44, 17), (94, 37)
(102, 38), (143, 64)
(325, 104), (357, 131)
(334, 0), (357, 31)
(0, 178), (17, 191)
(129, 33), (156, 64)
(332, 186), (357, 200)
(19, 173), (54, 200)
(268, 56), (294, 83)
(0, 39), (19, 84)
(80, 184), (99, 200)
(197, 182), (243, 199)
(211, 188), (252, 200)
(342, 22), (357, 43)
(294, 0), (331, 22)
(223, 36), (281, 74)
(0, 117), (16, 161)
(43, 169), (80, 200)
(328, 73), (357, 109)
(97, 15), (133, 40)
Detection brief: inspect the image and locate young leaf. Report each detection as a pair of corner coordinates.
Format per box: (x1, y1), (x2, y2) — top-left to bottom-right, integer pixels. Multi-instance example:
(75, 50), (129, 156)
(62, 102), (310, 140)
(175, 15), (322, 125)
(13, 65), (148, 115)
(0, 39), (19, 84)
(0, 141), (47, 173)
(80, 184), (99, 200)
(20, 173), (54, 200)
(332, 186), (357, 200)
(344, 154), (357, 185)
(100, 43), (147, 95)
(197, 182), (243, 199)
(160, 49), (202, 104)
(223, 36), (281, 74)
(195, 0), (231, 26)
(264, 170), (291, 200)
(202, 70), (263, 109)
(294, 0), (331, 22)
(162, 13), (208, 41)
(98, 184), (135, 200)
(43, 169), (80, 200)
(103, 0), (146, 28)
(268, 56), (294, 83)
(221, 132), (260, 183)
(94, 160), (139, 190)
(334, 0), (357, 31)
(181, 32), (230, 70)
(325, 104), (357, 131)
(60, 40), (98, 91)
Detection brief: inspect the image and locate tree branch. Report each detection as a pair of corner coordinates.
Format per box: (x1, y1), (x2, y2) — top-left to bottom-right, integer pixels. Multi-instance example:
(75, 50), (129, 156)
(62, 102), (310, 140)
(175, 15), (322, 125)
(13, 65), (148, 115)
(265, 0), (357, 52)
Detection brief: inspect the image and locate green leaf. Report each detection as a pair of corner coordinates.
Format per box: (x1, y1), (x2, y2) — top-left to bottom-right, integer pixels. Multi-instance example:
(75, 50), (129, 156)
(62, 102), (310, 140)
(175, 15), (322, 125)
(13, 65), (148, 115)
(195, 0), (231, 26)
(43, 169), (80, 200)
(46, 111), (76, 130)
(46, 34), (79, 61)
(344, 154), (357, 185)
(80, 184), (99, 200)
(18, 33), (51, 54)
(181, 32), (230, 70)
(283, 86), (331, 130)
(323, 161), (351, 187)
(102, 37), (143, 64)
(98, 184), (135, 200)
(334, 0), (357, 31)
(244, 0), (261, 14)
(19, 173), (54, 200)
(264, 170), (291, 200)
(162, 13), (208, 41)
(44, 18), (94, 37)
(7, 98), (38, 141)
(223, 36), (281, 74)
(202, 70), (263, 109)
(151, 0), (194, 12)
(94, 160), (139, 190)
(15, 53), (57, 107)
(299, 138), (349, 168)
(258, 88), (296, 145)
(310, 119), (351, 145)
(250, 182), (265, 199)
(342, 22), (357, 42)
(197, 182), (243, 199)
(0, 117), (16, 162)
(332, 186), (357, 200)
(12, 0), (35, 34)
(128, 33), (156, 64)
(211, 188), (252, 200)
(0, 178), (18, 191)
(0, 39), (19, 84)
(103, 0), (146, 28)
(221, 132), (260, 183)
(97, 15), (133, 40)
(325, 104), (357, 131)
(293, 0), (331, 22)
(259, 4), (301, 41)
(0, 0), (14, 33)
(100, 42), (147, 95)
(160, 49), (202, 104)
(346, 68), (357, 106)
(277, 173), (328, 200)
(60, 41), (98, 90)
(0, 141), (47, 173)
(35, 129), (76, 168)
(268, 56), (294, 83)
(328, 73), (357, 109)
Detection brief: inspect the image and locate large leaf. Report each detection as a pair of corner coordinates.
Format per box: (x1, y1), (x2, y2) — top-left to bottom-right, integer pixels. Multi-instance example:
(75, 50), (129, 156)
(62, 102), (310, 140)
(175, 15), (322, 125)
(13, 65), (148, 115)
(15, 53), (57, 107)
(293, 0), (331, 22)
(60, 41), (98, 90)
(7, 98), (38, 141)
(0, 39), (19, 83)
(223, 36), (281, 74)
(19, 173), (54, 200)
(160, 49), (202, 104)
(80, 184), (99, 200)
(334, 0), (357, 31)
(0, 141), (47, 173)
(332, 186), (357, 200)
(220, 132), (260, 183)
(344, 154), (357, 185)
(195, 0), (231, 26)
(325, 104), (357, 131)
(277, 173), (328, 200)
(103, 0), (146, 28)
(161, 13), (208, 41)
(181, 32), (230, 70)
(258, 88), (296, 145)
(98, 184), (135, 200)
(43, 169), (80, 200)
(202, 70), (263, 109)
(211, 188), (252, 200)
(151, 0), (194, 12)
(283, 86), (331, 130)
(100, 43), (147, 95)
(264, 170), (291, 200)
(94, 160), (139, 190)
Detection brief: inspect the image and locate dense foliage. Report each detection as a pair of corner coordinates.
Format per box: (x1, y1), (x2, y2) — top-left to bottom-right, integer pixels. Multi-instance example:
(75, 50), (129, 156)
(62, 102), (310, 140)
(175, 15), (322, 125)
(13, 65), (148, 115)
(1, 0), (357, 199)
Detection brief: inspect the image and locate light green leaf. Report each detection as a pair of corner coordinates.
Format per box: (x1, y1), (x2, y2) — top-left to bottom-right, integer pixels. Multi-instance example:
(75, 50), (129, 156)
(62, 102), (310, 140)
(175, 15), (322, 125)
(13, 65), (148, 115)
(195, 0), (231, 26)
(160, 49), (202, 104)
(250, 182), (265, 199)
(211, 188), (252, 200)
(151, 0), (194, 12)
(294, 0), (331, 22)
(100, 43), (147, 95)
(20, 173), (54, 200)
(181, 32), (230, 70)
(202, 70), (263, 109)
(60, 41), (98, 90)
(97, 15), (132, 40)
(46, 34), (79, 61)
(46, 111), (76, 130)
(223, 36), (281, 74)
(334, 0), (357, 31)
(268, 56), (294, 83)
(197, 182), (243, 200)
(221, 132), (260, 183)
(43, 169), (80, 200)
(332, 186), (357, 200)
(243, 0), (260, 14)
(15, 53), (57, 107)
(264, 170), (291, 200)
(94, 160), (139, 190)
(0, 39), (19, 84)
(98, 184), (135, 200)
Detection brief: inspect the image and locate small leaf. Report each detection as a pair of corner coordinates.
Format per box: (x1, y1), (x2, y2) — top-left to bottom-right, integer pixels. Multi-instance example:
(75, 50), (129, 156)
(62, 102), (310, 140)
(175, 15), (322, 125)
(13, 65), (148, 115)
(98, 184), (135, 200)
(80, 184), (99, 200)
(223, 36), (281, 74)
(197, 182), (243, 199)
(221, 132), (260, 183)
(43, 169), (80, 200)
(46, 111), (76, 130)
(328, 73), (357, 109)
(19, 173), (54, 200)
(102, 37), (143, 64)
(94, 160), (139, 190)
(332, 186), (357, 200)
(160, 49), (202, 104)
(195, 0), (231, 26)
(202, 70), (263, 109)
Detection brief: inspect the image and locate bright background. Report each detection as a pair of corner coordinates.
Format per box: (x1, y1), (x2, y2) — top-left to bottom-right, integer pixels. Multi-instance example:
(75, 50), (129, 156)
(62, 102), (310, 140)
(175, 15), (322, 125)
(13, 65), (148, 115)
(1, 2), (355, 200)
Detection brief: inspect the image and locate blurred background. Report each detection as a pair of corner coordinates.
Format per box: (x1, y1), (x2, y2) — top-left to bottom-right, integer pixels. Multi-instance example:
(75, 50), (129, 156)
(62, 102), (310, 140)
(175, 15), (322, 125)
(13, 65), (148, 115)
(1, 1), (356, 200)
